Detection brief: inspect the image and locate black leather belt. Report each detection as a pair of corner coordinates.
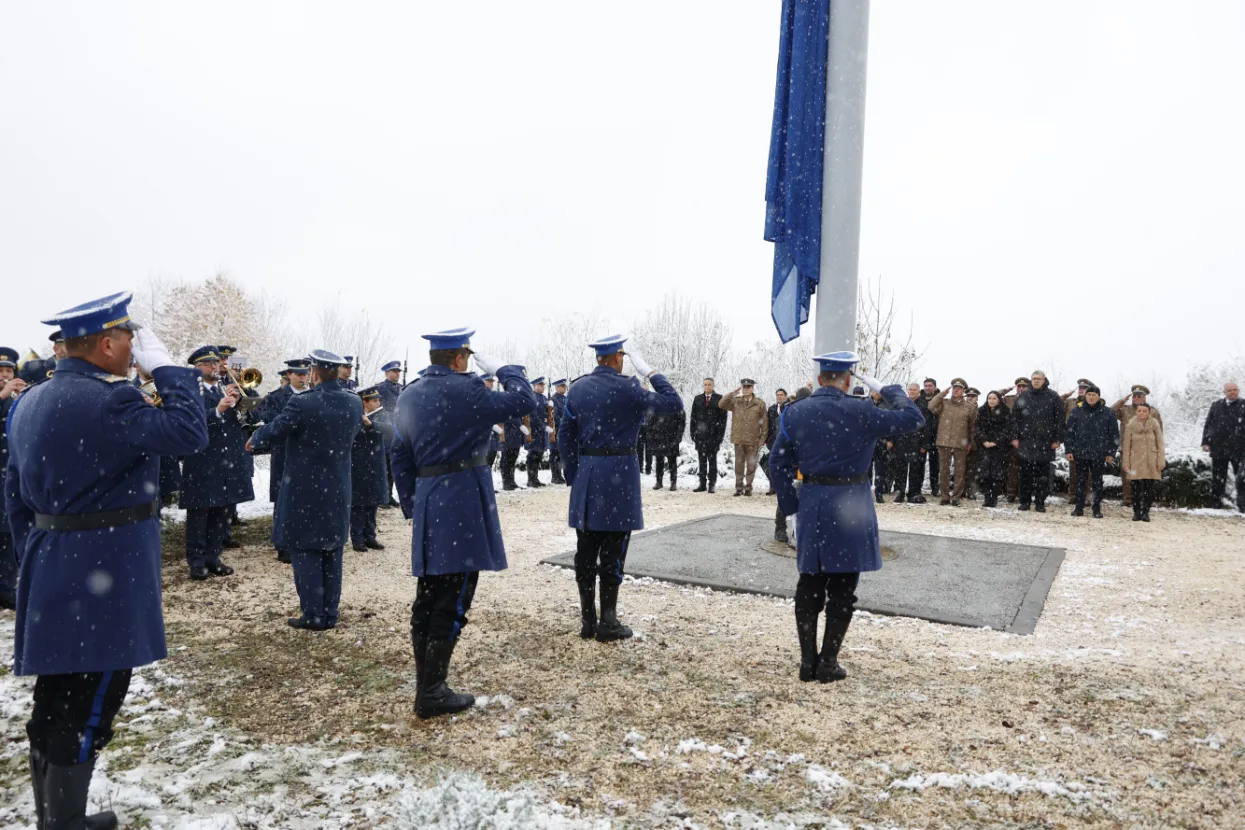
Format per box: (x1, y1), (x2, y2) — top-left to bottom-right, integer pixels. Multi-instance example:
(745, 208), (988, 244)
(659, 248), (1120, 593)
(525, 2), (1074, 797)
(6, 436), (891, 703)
(580, 447), (637, 457)
(416, 453), (489, 477)
(802, 473), (871, 487)
(35, 501), (160, 532)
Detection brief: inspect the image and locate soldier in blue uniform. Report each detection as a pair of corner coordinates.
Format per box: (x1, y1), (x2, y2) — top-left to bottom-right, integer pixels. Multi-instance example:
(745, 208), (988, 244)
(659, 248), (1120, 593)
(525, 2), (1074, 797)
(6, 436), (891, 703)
(248, 350), (362, 630)
(525, 377), (552, 487)
(0, 346), (24, 610)
(769, 352), (924, 683)
(341, 355), (358, 391)
(6, 292), (207, 828)
(390, 328), (535, 718)
(499, 407), (529, 491)
(178, 346), (247, 581)
(215, 345), (258, 550)
(255, 359), (311, 563)
(482, 374), (504, 468)
(378, 359), (403, 506)
(549, 379), (568, 484)
(349, 385), (394, 551)
(558, 335), (683, 641)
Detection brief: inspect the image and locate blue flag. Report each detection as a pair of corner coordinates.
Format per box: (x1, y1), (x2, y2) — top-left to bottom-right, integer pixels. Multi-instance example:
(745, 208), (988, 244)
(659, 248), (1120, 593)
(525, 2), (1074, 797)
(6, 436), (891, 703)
(765, 0), (831, 343)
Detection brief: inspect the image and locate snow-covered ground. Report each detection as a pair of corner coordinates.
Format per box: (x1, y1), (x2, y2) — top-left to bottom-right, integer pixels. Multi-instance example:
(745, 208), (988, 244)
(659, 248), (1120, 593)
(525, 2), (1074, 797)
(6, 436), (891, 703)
(2, 465), (1243, 828)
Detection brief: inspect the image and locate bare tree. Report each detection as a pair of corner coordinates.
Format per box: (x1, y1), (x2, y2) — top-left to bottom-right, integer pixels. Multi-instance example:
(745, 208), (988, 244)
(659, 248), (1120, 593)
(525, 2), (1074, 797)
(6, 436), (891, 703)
(630, 295), (733, 396)
(293, 305), (396, 385)
(854, 276), (923, 385)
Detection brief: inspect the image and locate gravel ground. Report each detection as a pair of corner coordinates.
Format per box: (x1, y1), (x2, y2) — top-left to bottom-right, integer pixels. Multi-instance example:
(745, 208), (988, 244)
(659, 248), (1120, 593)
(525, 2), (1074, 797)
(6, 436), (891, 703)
(135, 478), (1245, 828)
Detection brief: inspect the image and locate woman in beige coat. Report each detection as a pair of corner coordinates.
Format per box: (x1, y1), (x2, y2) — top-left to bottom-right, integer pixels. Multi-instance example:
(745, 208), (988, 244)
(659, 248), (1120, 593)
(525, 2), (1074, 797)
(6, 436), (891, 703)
(1121, 403), (1165, 521)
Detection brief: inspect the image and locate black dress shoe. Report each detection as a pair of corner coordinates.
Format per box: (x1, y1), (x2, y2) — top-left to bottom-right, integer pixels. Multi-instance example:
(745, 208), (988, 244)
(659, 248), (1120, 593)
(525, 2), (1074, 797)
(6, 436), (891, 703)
(287, 617), (328, 631)
(206, 562), (234, 576)
(1092, 508), (1103, 519)
(707, 484), (716, 494)
(1035, 504), (1046, 513)
(733, 489), (743, 497)
(353, 542), (368, 552)
(276, 551), (291, 564)
(366, 539), (385, 550)
(875, 493), (885, 504)
(1018, 503), (1031, 511)
(1071, 508), (1084, 517)
(693, 483), (707, 492)
(652, 482), (664, 490)
(0, 590), (17, 610)
(222, 538), (242, 549)
(910, 495), (926, 504)
(189, 567), (210, 581)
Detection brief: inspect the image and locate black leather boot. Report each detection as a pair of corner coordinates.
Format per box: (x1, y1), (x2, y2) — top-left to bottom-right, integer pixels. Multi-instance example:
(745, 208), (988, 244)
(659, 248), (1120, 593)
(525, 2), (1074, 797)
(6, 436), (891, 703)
(693, 477), (707, 492)
(44, 759), (118, 830)
(417, 638), (475, 719)
(577, 580), (597, 639)
(594, 582), (633, 642)
(30, 748), (46, 830)
(411, 630), (428, 716)
(815, 614), (853, 683)
(795, 609), (819, 682)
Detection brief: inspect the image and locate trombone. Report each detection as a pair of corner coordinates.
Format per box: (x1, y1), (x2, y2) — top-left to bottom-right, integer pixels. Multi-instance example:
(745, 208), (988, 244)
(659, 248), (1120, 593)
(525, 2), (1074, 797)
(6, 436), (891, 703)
(223, 357), (263, 411)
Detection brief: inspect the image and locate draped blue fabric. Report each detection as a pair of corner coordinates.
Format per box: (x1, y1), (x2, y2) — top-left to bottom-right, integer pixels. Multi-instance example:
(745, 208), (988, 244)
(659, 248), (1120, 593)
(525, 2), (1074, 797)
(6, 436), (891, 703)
(765, 0), (831, 343)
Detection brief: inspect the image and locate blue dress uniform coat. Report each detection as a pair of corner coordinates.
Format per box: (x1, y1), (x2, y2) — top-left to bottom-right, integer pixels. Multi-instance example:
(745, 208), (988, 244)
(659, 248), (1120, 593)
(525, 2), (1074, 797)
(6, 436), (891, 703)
(390, 364), (536, 577)
(351, 409), (395, 507)
(552, 391), (568, 431)
(770, 384), (924, 575)
(179, 383), (253, 509)
(528, 392), (551, 453)
(502, 415), (527, 449)
(4, 360), (209, 676)
(256, 384), (295, 501)
(558, 367), (683, 532)
(378, 378), (402, 414)
(249, 380), (362, 551)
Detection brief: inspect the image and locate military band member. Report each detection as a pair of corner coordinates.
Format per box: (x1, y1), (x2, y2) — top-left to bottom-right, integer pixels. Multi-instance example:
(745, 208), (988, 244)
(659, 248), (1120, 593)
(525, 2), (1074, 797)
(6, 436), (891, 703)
(350, 386), (394, 552)
(558, 335), (683, 642)
(378, 359), (403, 506)
(341, 355), (358, 391)
(550, 378), (568, 485)
(0, 346), (26, 610)
(216, 345), (257, 549)
(257, 359), (311, 562)
(133, 362), (184, 509)
(6, 292), (207, 828)
(179, 346), (245, 581)
(248, 350), (362, 630)
(278, 368), (290, 388)
(390, 327), (536, 718)
(770, 352), (924, 683)
(526, 377), (552, 488)
(48, 328), (67, 360)
(500, 409), (528, 491)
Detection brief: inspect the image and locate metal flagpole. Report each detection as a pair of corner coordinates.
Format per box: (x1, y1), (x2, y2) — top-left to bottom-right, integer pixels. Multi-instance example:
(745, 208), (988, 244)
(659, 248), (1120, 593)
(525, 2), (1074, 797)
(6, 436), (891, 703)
(813, 0), (870, 355)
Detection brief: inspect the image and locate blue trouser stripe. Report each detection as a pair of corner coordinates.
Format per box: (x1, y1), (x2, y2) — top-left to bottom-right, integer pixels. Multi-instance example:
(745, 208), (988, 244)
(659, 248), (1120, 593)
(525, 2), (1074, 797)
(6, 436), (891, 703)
(78, 671), (113, 764)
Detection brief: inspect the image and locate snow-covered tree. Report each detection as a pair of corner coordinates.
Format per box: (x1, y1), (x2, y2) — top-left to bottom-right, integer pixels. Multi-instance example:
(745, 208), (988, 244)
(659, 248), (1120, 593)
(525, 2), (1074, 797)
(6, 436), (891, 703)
(293, 305), (396, 386)
(854, 276), (923, 386)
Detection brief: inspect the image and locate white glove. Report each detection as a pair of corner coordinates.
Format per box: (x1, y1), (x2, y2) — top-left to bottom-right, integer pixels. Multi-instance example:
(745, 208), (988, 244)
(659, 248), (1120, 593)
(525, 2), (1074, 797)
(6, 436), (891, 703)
(473, 352), (505, 376)
(131, 327), (175, 372)
(519, 425), (530, 436)
(492, 425), (504, 435)
(545, 426), (554, 434)
(785, 514), (798, 549)
(854, 372), (883, 395)
(627, 349), (654, 378)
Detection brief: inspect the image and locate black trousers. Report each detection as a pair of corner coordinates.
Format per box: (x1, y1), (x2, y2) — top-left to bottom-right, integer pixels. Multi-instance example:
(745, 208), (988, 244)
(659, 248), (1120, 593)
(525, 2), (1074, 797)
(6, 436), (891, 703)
(1211, 455), (1244, 509)
(1133, 479), (1157, 516)
(795, 572), (860, 623)
(549, 448), (564, 482)
(1073, 458), (1105, 510)
(185, 505), (229, 569)
(0, 531), (16, 598)
(349, 504), (378, 544)
(695, 443), (719, 485)
(411, 571), (479, 641)
(28, 670), (133, 765)
(890, 452), (926, 497)
(527, 450), (544, 484)
(654, 449), (678, 484)
(1019, 458), (1051, 507)
(872, 455), (889, 495)
(500, 448), (520, 485)
(927, 447), (940, 495)
(575, 529), (631, 587)
(486, 449), (498, 468)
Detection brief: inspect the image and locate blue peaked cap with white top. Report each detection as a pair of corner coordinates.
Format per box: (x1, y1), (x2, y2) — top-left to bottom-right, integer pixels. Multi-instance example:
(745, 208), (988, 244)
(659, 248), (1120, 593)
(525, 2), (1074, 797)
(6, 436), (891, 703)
(553, 378), (567, 387)
(812, 350), (861, 373)
(588, 334), (627, 357)
(531, 376), (546, 386)
(381, 360), (401, 373)
(41, 291), (142, 339)
(308, 349), (349, 369)
(422, 327), (475, 351)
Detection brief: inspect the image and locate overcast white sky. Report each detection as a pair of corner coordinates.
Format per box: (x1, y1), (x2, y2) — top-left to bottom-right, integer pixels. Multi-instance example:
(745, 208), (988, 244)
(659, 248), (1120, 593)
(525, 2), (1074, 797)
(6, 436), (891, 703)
(2, 1), (1242, 393)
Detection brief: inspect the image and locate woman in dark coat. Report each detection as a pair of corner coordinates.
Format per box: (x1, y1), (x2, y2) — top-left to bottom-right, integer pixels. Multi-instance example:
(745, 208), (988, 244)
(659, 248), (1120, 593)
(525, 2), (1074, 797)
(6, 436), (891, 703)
(975, 390), (1014, 507)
